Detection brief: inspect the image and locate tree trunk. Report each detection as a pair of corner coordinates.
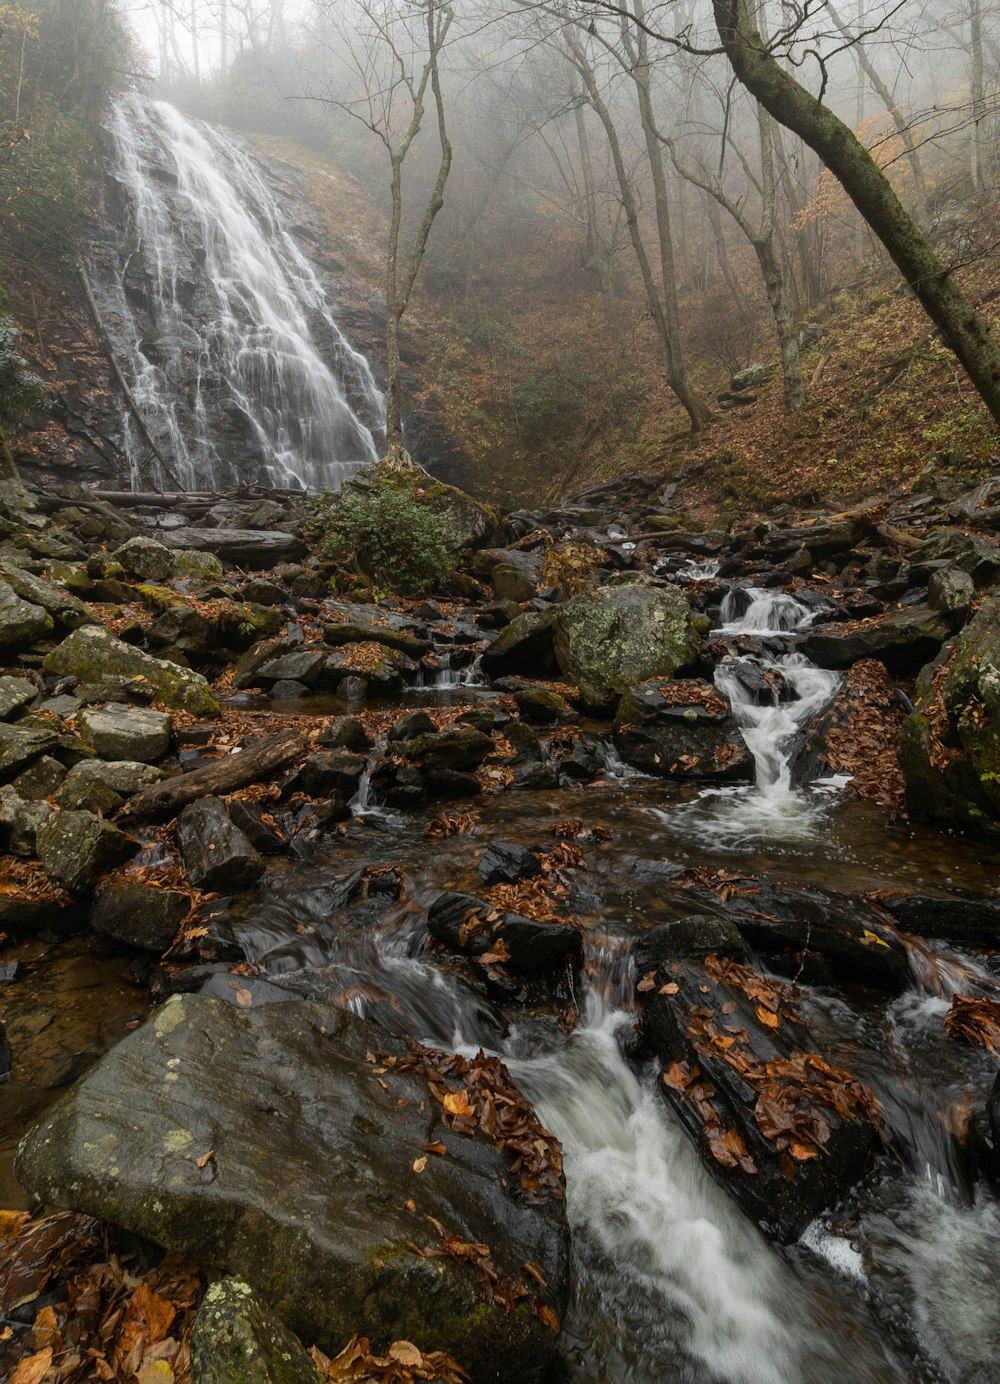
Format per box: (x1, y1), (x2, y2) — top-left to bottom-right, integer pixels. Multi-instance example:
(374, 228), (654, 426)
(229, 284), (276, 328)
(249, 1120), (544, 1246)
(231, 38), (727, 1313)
(970, 0), (987, 194)
(754, 235), (805, 411)
(712, 0), (1000, 429)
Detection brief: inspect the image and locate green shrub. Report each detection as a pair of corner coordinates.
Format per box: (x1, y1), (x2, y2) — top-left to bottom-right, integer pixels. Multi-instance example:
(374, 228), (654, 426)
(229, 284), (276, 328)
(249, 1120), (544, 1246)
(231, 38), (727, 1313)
(310, 480), (455, 596)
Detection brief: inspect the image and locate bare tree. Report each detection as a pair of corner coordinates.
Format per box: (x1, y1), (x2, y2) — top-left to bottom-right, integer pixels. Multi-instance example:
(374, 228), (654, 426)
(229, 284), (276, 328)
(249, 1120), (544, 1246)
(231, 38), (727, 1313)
(306, 0), (455, 456)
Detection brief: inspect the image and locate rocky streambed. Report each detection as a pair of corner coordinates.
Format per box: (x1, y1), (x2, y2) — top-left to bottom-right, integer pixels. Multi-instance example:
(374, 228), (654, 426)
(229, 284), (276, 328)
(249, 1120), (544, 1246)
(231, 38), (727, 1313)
(3, 463), (1000, 1381)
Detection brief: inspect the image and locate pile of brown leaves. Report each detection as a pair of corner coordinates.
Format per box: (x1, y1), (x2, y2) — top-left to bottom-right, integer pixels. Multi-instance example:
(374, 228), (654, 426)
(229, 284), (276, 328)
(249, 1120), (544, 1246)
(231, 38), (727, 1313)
(385, 1047), (564, 1205)
(662, 956), (884, 1178)
(672, 867), (760, 904)
(819, 659), (907, 809)
(636, 679), (729, 716)
(308, 1335), (467, 1383)
(549, 818), (612, 842)
(407, 1216), (558, 1330)
(426, 813), (478, 838)
(945, 995), (1000, 1054)
(0, 1211), (203, 1384)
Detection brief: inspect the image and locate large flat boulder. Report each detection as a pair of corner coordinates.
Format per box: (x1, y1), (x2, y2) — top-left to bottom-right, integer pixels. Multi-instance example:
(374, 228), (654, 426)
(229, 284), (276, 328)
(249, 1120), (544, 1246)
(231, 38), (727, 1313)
(553, 575), (699, 708)
(16, 996), (569, 1382)
(79, 703), (173, 762)
(801, 606), (951, 674)
(43, 626), (220, 717)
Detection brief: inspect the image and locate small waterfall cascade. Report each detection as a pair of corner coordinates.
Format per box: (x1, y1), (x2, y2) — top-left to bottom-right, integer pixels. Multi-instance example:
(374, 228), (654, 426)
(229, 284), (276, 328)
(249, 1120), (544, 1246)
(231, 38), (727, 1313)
(96, 92), (385, 492)
(683, 588), (842, 842)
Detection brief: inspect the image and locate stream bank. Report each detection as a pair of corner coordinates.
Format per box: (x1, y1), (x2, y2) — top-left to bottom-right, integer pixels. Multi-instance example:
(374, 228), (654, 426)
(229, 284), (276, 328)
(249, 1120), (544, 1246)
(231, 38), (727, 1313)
(3, 463), (1000, 1381)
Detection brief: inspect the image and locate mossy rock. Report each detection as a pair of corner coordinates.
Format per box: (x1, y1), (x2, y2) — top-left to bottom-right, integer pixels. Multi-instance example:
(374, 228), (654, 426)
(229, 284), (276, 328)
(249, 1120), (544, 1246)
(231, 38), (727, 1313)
(43, 626), (220, 717)
(191, 1278), (319, 1384)
(338, 454), (506, 554)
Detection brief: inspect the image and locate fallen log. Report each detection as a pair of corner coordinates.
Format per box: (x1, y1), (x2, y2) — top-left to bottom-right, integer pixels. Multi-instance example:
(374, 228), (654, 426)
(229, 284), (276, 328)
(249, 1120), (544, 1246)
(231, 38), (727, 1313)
(121, 728), (310, 821)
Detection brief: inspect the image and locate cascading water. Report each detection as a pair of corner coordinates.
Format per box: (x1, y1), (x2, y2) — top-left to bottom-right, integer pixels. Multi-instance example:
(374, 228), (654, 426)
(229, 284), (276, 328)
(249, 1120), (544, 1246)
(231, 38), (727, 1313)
(668, 588), (842, 844)
(96, 92), (385, 491)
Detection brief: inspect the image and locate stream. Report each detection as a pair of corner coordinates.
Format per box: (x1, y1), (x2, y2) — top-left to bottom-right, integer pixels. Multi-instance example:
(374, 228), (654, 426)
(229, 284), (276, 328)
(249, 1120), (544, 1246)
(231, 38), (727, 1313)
(5, 586), (1000, 1382)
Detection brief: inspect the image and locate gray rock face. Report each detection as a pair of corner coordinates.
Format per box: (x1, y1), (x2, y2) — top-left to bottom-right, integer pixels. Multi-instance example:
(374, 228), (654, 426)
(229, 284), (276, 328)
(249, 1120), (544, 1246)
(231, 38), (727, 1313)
(113, 535), (176, 582)
(11, 754), (67, 800)
(91, 880), (191, 951)
(36, 809), (138, 894)
(191, 1278), (319, 1384)
(613, 678), (753, 781)
(801, 606), (951, 674)
(0, 560), (97, 631)
(0, 579), (53, 651)
(16, 996), (569, 1380)
(43, 626), (219, 717)
(0, 785), (52, 856)
(79, 703), (173, 763)
(176, 796), (265, 892)
(480, 611), (557, 679)
(0, 676), (38, 720)
(161, 528), (305, 569)
(54, 759), (163, 814)
(0, 722), (59, 781)
(928, 566), (975, 621)
(553, 576), (699, 708)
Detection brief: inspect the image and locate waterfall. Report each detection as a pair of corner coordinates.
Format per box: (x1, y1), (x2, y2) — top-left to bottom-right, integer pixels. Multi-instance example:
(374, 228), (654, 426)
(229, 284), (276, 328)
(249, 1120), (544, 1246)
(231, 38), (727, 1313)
(96, 92), (385, 492)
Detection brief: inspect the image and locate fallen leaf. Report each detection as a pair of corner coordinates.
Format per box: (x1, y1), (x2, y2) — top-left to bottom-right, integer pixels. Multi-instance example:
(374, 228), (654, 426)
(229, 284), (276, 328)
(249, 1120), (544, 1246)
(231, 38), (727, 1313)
(756, 1006), (780, 1029)
(423, 1141), (448, 1156)
(10, 1348), (52, 1384)
(412, 1156), (428, 1174)
(194, 1150), (215, 1169)
(388, 1340), (423, 1366)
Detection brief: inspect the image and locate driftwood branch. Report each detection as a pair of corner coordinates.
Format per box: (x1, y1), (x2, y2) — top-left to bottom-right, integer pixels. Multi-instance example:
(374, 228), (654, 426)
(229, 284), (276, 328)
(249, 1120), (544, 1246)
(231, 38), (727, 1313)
(122, 728), (311, 822)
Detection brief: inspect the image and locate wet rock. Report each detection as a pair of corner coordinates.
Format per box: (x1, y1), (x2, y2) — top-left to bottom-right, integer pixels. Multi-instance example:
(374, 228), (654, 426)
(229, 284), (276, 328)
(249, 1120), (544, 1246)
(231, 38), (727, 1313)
(191, 1277), (319, 1384)
(11, 754), (67, 800)
(722, 885), (911, 991)
(0, 721), (58, 781)
(0, 675), (38, 720)
(91, 881), (192, 951)
(16, 995), (568, 1381)
(228, 801), (288, 856)
(0, 579), (53, 651)
(318, 716), (372, 752)
(877, 893), (1000, 944)
(479, 841), (541, 886)
(494, 677), (574, 724)
(113, 536), (176, 582)
(912, 529), (1000, 586)
(296, 751), (366, 799)
(78, 703), (173, 763)
(553, 576), (699, 708)
(395, 727), (492, 773)
(801, 607), (951, 674)
(632, 915), (744, 971)
(427, 891), (580, 969)
(613, 678), (752, 781)
(389, 709), (435, 741)
(472, 549), (542, 603)
(0, 785), (51, 855)
(176, 797), (265, 893)
(480, 611), (557, 678)
(36, 810), (138, 895)
(54, 759), (162, 814)
(44, 626), (219, 716)
(272, 679), (310, 699)
(646, 955), (879, 1242)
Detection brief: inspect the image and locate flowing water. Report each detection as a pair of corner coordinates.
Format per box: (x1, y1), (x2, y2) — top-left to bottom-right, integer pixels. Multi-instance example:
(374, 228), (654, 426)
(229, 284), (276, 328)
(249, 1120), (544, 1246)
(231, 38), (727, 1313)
(96, 93), (384, 491)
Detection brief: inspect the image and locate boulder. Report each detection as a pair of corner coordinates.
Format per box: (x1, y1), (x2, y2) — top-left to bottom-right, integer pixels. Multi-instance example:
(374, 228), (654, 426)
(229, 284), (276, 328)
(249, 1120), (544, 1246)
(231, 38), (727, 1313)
(553, 576), (699, 708)
(79, 704), (173, 763)
(613, 678), (752, 781)
(44, 626), (220, 717)
(632, 915), (744, 972)
(428, 891), (579, 970)
(801, 607), (951, 674)
(339, 455), (505, 553)
(480, 612), (557, 679)
(16, 996), (569, 1381)
(113, 536), (176, 582)
(0, 675), (38, 720)
(255, 650), (329, 689)
(191, 1278), (319, 1384)
(11, 754), (66, 800)
(161, 528), (306, 569)
(91, 881), (192, 951)
(646, 954), (880, 1242)
(394, 727), (492, 774)
(0, 579), (52, 651)
(296, 752), (366, 800)
(0, 722), (58, 781)
(478, 842), (541, 886)
(877, 893), (1000, 945)
(0, 785), (51, 855)
(0, 560), (97, 631)
(323, 623), (431, 660)
(928, 566), (974, 622)
(54, 760), (163, 814)
(176, 797), (265, 893)
(36, 810), (138, 894)
(900, 595), (1000, 831)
